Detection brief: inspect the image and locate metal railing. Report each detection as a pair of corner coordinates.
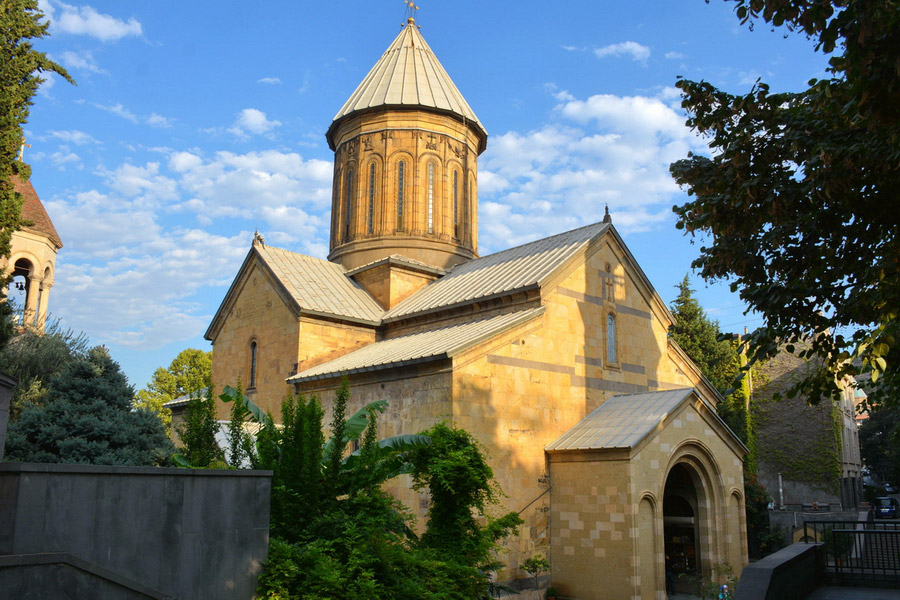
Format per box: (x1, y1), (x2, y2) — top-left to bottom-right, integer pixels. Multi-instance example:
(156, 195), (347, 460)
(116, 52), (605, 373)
(803, 520), (900, 587)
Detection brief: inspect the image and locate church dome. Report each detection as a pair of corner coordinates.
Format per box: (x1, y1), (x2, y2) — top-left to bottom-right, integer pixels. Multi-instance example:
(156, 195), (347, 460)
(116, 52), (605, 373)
(326, 18), (487, 154)
(326, 18), (486, 274)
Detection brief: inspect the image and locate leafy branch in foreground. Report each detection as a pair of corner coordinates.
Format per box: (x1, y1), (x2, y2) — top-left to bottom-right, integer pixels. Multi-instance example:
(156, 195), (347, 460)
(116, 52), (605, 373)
(671, 0), (900, 407)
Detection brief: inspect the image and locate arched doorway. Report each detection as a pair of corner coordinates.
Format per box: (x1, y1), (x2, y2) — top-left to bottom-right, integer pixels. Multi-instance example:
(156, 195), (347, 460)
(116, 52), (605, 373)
(663, 463), (703, 593)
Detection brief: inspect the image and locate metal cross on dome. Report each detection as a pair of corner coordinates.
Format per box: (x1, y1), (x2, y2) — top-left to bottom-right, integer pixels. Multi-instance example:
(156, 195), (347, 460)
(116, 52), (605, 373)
(404, 0), (419, 23)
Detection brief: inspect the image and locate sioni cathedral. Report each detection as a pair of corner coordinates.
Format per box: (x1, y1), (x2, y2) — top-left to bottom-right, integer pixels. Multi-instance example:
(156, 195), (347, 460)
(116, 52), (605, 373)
(206, 16), (748, 599)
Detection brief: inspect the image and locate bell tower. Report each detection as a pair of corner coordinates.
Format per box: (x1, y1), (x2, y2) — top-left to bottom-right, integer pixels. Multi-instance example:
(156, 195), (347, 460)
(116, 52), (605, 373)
(326, 17), (487, 275)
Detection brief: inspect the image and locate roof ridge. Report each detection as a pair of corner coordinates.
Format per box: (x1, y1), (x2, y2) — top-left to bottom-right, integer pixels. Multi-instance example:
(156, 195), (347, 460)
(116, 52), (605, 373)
(461, 221), (608, 266)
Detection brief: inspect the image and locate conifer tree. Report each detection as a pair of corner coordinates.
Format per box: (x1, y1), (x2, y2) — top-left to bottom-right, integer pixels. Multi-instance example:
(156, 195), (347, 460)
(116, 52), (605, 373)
(175, 386), (223, 468)
(5, 346), (173, 465)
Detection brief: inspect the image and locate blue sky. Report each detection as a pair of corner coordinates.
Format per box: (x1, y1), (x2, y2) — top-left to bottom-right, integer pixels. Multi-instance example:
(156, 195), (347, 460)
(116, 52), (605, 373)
(17, 0), (830, 390)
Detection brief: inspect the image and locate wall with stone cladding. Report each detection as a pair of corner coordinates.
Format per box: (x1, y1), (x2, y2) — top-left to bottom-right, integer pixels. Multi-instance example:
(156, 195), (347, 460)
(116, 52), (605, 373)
(211, 262), (301, 418)
(548, 457), (634, 599)
(295, 316), (377, 375)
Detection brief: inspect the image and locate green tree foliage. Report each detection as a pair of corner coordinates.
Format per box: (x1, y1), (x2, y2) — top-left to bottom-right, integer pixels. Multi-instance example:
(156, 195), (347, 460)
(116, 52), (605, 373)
(134, 348), (211, 433)
(410, 423), (523, 573)
(669, 276), (754, 456)
(0, 0), (73, 350)
(4, 346), (173, 465)
(670, 0), (900, 407)
(669, 275), (738, 393)
(858, 406), (900, 485)
(221, 382), (519, 599)
(174, 386), (224, 468)
(0, 318), (88, 417)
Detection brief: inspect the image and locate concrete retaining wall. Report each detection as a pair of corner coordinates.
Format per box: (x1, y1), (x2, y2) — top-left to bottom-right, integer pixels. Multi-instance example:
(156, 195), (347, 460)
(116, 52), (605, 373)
(0, 462), (271, 599)
(734, 542), (824, 600)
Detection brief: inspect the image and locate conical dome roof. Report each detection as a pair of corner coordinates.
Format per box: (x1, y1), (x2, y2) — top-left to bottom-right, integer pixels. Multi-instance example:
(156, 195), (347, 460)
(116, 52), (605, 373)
(326, 19), (487, 150)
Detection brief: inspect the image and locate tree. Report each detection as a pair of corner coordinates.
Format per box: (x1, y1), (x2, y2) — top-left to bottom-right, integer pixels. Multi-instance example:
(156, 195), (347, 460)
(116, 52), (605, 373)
(669, 275), (739, 393)
(134, 348), (211, 433)
(0, 1), (73, 349)
(0, 318), (89, 417)
(4, 346), (173, 465)
(858, 406), (900, 485)
(670, 0), (900, 408)
(174, 386), (224, 468)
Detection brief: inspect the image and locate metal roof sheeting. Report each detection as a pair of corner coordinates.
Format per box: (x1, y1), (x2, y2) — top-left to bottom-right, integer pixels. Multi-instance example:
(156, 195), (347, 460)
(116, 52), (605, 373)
(384, 222), (610, 322)
(257, 245), (384, 324)
(331, 22), (485, 137)
(546, 388), (695, 451)
(288, 307), (544, 383)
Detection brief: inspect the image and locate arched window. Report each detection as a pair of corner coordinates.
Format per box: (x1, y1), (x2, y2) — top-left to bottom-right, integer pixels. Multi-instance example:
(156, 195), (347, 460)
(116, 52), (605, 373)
(368, 163), (376, 234)
(427, 162), (435, 234)
(249, 340), (258, 388)
(607, 313), (617, 365)
(453, 170), (459, 238)
(344, 170), (354, 240)
(397, 161), (405, 231)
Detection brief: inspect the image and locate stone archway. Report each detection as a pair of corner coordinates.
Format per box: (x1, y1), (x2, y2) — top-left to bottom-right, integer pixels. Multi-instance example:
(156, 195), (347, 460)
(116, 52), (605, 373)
(662, 448), (724, 595)
(663, 464), (702, 593)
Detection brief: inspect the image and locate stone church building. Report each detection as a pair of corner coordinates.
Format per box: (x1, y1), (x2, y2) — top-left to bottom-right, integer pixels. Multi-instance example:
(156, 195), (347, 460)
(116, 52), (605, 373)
(207, 18), (748, 599)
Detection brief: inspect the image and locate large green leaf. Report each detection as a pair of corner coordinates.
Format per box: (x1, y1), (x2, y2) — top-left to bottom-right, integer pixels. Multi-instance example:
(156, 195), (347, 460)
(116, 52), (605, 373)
(219, 385), (266, 423)
(321, 399), (388, 461)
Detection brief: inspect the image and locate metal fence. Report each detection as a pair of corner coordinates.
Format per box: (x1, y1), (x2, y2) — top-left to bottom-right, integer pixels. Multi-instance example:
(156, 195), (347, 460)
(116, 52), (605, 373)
(803, 520), (900, 587)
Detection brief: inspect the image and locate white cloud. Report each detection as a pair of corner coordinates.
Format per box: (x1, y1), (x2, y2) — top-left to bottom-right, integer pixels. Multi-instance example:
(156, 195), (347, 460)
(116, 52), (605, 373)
(48, 130), (98, 145)
(41, 146), (335, 349)
(594, 41), (651, 63)
(475, 89), (706, 252)
(95, 103), (139, 123)
(47, 1), (142, 42)
(228, 108), (282, 138)
(664, 51), (685, 60)
(257, 77), (281, 85)
(59, 50), (106, 74)
(146, 113), (174, 128)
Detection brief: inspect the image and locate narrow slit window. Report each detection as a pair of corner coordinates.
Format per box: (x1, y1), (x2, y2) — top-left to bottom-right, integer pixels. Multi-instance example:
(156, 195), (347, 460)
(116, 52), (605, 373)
(607, 314), (617, 365)
(344, 170), (354, 240)
(249, 341), (258, 388)
(397, 161), (405, 231)
(453, 170), (459, 238)
(427, 163), (434, 234)
(368, 163), (376, 234)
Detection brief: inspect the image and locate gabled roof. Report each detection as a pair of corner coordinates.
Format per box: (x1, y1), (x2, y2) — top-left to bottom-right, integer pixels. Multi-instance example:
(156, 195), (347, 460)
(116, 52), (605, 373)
(383, 222), (611, 323)
(288, 307), (544, 383)
(546, 389), (695, 452)
(327, 20), (487, 150)
(204, 243), (384, 341)
(13, 176), (62, 249)
(546, 388), (748, 456)
(256, 245), (383, 324)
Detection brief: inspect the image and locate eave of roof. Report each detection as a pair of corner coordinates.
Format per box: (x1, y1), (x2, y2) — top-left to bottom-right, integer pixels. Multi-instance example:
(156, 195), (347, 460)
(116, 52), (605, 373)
(288, 307), (544, 383)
